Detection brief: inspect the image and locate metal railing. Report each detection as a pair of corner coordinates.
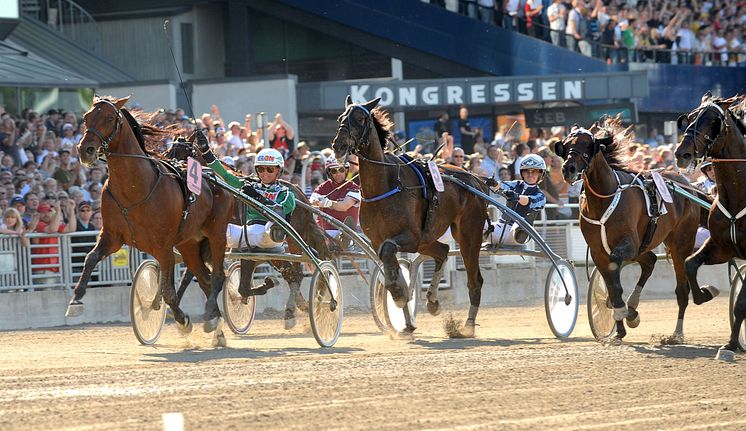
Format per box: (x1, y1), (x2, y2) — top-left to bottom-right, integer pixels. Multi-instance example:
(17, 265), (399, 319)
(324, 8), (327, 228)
(20, 0), (101, 54)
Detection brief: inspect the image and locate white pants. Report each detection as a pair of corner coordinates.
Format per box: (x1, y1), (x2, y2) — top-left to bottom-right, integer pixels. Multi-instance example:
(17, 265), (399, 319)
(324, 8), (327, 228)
(487, 221), (528, 245)
(226, 223), (283, 250)
(694, 226), (710, 250)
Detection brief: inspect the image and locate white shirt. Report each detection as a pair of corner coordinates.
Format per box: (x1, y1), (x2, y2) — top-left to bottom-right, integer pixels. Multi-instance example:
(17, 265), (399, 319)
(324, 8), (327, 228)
(505, 0), (520, 16)
(547, 3), (566, 31)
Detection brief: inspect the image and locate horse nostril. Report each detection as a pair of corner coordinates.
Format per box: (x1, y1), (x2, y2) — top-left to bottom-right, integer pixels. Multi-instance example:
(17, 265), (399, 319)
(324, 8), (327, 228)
(85, 146), (95, 156)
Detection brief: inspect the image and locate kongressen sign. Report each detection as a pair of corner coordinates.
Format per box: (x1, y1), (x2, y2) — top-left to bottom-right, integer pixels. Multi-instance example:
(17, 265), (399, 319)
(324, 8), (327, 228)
(349, 79), (582, 107)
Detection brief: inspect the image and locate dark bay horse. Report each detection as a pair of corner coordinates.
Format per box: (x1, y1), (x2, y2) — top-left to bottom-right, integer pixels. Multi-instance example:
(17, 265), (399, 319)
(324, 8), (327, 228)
(332, 96), (487, 336)
(555, 118), (715, 343)
(67, 95), (234, 337)
(674, 92), (746, 358)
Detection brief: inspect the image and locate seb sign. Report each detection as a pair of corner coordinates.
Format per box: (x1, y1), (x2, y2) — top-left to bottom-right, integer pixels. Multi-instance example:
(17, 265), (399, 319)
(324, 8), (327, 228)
(349, 79), (583, 107)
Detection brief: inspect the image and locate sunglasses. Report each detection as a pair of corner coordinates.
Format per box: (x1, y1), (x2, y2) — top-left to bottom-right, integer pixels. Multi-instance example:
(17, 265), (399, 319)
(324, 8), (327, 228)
(328, 167), (346, 174)
(256, 166), (278, 174)
(453, 155), (464, 159)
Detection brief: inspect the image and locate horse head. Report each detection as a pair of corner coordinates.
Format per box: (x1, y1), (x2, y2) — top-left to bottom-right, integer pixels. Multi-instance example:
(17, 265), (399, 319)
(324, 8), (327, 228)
(78, 95), (130, 166)
(332, 95), (381, 163)
(674, 92), (739, 170)
(555, 124), (612, 182)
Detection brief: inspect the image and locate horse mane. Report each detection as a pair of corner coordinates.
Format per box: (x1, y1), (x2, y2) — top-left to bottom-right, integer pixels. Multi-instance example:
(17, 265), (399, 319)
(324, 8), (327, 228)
(591, 115), (636, 172)
(725, 95), (746, 136)
(93, 96), (191, 155)
(370, 107), (393, 149)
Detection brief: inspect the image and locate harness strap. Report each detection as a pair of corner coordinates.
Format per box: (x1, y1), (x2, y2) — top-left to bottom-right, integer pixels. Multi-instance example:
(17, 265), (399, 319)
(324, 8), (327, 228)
(106, 171), (165, 249)
(715, 199), (746, 249)
(362, 186), (401, 203)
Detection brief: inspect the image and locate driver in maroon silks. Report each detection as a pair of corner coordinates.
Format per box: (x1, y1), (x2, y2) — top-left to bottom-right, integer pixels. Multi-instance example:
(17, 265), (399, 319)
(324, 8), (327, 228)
(310, 156), (361, 244)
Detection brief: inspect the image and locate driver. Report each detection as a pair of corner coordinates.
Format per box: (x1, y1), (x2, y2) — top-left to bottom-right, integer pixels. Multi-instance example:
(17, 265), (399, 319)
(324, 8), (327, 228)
(310, 156), (361, 242)
(485, 153), (546, 245)
(196, 132), (295, 250)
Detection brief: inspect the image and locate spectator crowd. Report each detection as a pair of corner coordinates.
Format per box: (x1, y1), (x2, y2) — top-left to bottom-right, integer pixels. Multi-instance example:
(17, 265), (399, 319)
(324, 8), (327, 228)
(424, 0), (746, 66)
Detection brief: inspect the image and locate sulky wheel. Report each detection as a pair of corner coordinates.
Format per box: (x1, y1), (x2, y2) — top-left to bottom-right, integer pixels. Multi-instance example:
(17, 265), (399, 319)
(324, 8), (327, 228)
(222, 261), (257, 335)
(130, 259), (167, 345)
(729, 263), (746, 350)
(382, 258), (418, 333)
(544, 259), (579, 338)
(369, 263), (388, 332)
(309, 261), (343, 347)
(587, 267), (616, 341)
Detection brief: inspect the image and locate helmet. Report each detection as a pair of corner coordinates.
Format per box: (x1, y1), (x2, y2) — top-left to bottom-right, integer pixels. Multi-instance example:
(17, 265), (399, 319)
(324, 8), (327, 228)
(519, 154), (546, 172)
(325, 156), (348, 171)
(325, 156), (341, 170)
(255, 148), (284, 168)
(700, 160), (713, 174)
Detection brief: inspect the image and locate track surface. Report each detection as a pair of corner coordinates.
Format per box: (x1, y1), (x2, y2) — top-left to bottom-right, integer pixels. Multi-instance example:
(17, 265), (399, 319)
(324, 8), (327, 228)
(2, 297), (746, 430)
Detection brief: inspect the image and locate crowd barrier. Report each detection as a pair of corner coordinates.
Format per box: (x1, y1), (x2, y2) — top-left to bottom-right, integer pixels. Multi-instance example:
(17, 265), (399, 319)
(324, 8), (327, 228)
(0, 203), (665, 294)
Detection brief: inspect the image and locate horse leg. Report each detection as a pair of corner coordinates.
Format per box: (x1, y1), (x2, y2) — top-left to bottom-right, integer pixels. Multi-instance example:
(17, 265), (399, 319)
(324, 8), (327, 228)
(203, 237), (227, 334)
(602, 239), (636, 342)
(452, 215), (486, 338)
(685, 239), (727, 305)
(378, 233), (417, 309)
(719, 276), (746, 359)
(177, 240), (213, 309)
(626, 251), (657, 329)
(156, 252), (192, 334)
(276, 261), (305, 330)
(176, 269), (194, 304)
(65, 231), (123, 317)
(418, 241), (451, 316)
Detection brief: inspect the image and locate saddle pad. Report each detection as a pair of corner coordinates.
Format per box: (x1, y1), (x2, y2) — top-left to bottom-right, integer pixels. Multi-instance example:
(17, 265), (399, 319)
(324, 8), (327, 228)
(652, 172), (673, 203)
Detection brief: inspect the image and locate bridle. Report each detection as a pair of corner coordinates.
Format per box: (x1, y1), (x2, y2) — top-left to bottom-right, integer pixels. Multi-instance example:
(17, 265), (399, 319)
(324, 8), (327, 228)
(680, 102), (726, 166)
(84, 99), (123, 159)
(336, 104), (405, 168)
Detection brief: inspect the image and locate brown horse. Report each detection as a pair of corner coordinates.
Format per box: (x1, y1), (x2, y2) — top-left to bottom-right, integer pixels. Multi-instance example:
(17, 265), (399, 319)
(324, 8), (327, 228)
(167, 142), (331, 331)
(332, 96), (487, 336)
(674, 92), (746, 357)
(67, 95), (234, 337)
(555, 117), (715, 343)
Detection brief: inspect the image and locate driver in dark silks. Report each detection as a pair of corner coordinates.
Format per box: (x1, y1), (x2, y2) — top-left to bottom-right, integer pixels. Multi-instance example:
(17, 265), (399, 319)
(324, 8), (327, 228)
(485, 153), (547, 246)
(196, 133), (296, 250)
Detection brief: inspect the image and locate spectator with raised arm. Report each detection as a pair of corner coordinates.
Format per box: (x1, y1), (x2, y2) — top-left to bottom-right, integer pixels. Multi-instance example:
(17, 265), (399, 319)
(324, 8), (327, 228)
(267, 113), (295, 157)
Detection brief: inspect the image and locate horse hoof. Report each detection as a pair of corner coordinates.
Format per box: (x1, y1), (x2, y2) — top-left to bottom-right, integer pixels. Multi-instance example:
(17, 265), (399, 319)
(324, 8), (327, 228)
(427, 300), (441, 316)
(177, 315), (193, 335)
(716, 345), (736, 362)
(603, 336), (623, 346)
(65, 302), (84, 318)
(704, 285), (720, 299)
(459, 322), (475, 338)
(284, 309), (296, 330)
(392, 295), (408, 309)
(212, 329), (227, 348)
(203, 316), (220, 333)
(626, 309), (641, 329)
(613, 306), (628, 321)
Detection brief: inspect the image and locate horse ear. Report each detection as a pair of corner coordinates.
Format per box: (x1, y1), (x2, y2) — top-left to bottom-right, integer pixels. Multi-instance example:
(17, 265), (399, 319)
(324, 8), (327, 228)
(595, 134), (613, 151)
(93, 94), (99, 102)
(114, 95), (131, 109)
(570, 124), (580, 133)
(677, 114), (690, 132)
(362, 97), (381, 112)
(345, 95), (353, 108)
(701, 91), (713, 104)
(553, 140), (565, 158)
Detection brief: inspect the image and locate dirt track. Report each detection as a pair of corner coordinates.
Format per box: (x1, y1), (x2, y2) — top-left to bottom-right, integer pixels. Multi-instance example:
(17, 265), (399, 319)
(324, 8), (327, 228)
(2, 297), (746, 430)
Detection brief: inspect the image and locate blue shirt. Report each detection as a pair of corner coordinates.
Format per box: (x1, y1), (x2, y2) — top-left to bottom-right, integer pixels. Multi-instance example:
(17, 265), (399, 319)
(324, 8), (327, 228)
(495, 180), (546, 224)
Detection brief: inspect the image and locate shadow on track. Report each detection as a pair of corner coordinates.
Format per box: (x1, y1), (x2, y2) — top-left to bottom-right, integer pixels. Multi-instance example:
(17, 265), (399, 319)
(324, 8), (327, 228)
(630, 344), (719, 360)
(140, 345), (363, 363)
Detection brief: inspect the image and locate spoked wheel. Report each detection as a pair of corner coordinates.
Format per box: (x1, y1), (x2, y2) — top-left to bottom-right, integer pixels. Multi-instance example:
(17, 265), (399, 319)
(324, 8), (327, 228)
(369, 264), (387, 332)
(544, 259), (579, 338)
(222, 261), (257, 335)
(130, 260), (167, 345)
(728, 262), (746, 350)
(382, 258), (418, 333)
(309, 261), (343, 347)
(587, 267), (616, 341)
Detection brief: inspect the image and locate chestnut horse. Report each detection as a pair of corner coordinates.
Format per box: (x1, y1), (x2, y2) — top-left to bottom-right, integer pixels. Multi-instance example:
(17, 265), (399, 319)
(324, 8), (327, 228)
(332, 96), (487, 336)
(67, 95), (234, 337)
(674, 92), (746, 357)
(555, 118), (715, 343)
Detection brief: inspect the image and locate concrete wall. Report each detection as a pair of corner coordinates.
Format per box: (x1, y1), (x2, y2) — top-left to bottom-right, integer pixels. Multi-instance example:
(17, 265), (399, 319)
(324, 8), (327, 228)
(0, 262), (732, 331)
(190, 76), (298, 136)
(97, 82), (177, 112)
